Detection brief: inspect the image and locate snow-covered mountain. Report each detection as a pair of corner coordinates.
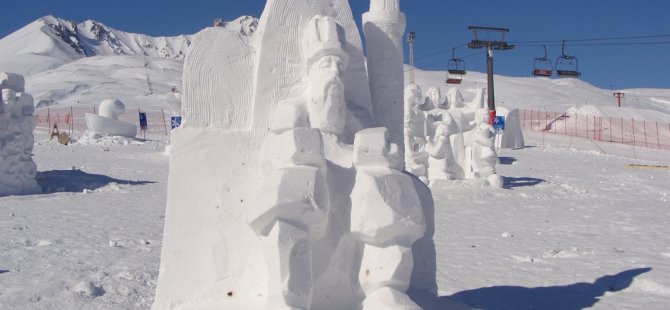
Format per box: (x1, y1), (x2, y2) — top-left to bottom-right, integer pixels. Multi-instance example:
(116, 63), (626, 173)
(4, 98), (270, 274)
(1, 14), (669, 122)
(0, 15), (258, 77)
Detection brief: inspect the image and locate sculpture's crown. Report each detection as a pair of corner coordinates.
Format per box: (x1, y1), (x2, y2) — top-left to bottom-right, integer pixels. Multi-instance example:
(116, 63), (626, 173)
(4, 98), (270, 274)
(302, 15), (349, 70)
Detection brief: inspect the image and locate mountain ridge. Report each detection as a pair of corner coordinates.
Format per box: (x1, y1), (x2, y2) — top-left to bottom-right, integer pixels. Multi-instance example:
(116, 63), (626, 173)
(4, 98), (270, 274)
(0, 15), (259, 76)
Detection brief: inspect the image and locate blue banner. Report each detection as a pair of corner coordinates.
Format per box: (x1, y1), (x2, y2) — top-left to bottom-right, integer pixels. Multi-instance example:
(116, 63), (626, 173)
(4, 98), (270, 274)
(171, 116), (182, 129)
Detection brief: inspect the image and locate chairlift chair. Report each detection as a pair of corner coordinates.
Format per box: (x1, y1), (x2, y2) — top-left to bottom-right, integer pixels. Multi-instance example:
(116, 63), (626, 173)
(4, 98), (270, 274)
(555, 40), (581, 78)
(446, 48), (466, 84)
(532, 45), (553, 77)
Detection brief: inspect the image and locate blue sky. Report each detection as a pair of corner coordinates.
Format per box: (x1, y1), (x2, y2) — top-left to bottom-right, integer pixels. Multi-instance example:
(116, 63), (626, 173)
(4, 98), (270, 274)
(2, 0), (669, 89)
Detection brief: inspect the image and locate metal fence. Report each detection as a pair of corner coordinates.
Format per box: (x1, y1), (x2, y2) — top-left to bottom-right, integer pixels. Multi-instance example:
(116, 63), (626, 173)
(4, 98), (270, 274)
(520, 109), (670, 150)
(34, 106), (173, 138)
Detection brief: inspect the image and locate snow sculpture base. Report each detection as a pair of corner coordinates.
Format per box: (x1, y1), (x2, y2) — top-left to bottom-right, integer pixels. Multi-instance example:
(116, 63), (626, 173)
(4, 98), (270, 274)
(153, 129), (268, 309)
(85, 113), (137, 138)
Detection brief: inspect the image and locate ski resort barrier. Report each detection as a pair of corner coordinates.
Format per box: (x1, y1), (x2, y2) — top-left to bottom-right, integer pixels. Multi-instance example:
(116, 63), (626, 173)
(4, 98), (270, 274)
(33, 106), (174, 138)
(520, 109), (670, 151)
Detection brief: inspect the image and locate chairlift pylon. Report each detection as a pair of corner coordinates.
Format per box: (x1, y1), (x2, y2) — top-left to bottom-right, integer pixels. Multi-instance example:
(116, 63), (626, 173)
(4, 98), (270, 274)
(555, 40), (581, 78)
(446, 48), (466, 85)
(532, 45), (553, 77)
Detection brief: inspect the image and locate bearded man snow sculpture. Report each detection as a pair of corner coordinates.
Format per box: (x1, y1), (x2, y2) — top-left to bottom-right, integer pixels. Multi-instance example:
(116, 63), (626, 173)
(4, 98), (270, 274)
(247, 15), (349, 309)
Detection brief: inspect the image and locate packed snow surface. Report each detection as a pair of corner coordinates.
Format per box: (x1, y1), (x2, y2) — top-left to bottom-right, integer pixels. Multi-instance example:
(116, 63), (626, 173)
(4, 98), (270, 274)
(1, 130), (668, 309)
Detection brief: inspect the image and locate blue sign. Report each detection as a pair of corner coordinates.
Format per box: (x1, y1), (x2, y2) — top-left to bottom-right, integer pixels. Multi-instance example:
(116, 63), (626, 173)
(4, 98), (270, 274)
(493, 116), (505, 130)
(139, 112), (148, 130)
(171, 116), (182, 129)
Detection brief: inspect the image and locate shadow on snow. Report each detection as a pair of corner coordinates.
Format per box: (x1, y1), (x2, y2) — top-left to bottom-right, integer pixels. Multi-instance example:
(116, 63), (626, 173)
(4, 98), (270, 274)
(503, 176), (545, 189)
(36, 169), (154, 193)
(498, 157), (517, 165)
(411, 267), (651, 310)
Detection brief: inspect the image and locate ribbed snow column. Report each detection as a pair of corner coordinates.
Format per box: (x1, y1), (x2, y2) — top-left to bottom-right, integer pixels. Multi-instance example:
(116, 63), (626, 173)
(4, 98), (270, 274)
(181, 27), (255, 130)
(363, 9), (406, 158)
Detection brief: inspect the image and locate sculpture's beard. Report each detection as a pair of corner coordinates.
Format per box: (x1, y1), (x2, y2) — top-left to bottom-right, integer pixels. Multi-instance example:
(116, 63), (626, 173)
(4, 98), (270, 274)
(308, 76), (346, 135)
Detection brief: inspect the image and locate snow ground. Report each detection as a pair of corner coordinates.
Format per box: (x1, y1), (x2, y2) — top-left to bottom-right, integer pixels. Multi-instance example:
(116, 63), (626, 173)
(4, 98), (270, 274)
(1, 129), (668, 309)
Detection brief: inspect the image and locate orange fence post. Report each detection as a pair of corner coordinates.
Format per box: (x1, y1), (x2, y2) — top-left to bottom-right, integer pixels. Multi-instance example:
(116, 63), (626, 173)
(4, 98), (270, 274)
(643, 120), (648, 148)
(631, 119), (635, 146)
(656, 121), (661, 149)
(161, 109), (168, 135)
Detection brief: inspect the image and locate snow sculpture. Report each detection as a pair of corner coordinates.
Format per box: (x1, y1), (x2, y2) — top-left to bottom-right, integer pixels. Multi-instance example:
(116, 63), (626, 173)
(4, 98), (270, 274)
(350, 127), (425, 310)
(403, 85), (428, 181)
(495, 107), (525, 149)
(85, 99), (137, 138)
(467, 87), (486, 110)
(471, 123), (503, 187)
(425, 119), (459, 181)
(0, 72), (40, 196)
(364, 0), (407, 158)
(424, 86), (446, 110)
(154, 1), (436, 309)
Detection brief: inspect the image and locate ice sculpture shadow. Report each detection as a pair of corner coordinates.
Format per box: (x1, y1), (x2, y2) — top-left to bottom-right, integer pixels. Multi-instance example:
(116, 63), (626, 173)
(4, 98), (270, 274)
(36, 170), (154, 193)
(411, 267), (651, 310)
(503, 176), (545, 189)
(498, 157), (517, 165)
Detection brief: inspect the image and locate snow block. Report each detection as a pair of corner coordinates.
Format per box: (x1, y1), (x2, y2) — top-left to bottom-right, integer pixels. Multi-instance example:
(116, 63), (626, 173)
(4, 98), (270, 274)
(353, 127), (401, 170)
(246, 166), (329, 237)
(359, 244), (414, 294)
(259, 127), (326, 174)
(262, 221), (312, 309)
(350, 168), (426, 248)
(361, 287), (421, 310)
(269, 98), (309, 133)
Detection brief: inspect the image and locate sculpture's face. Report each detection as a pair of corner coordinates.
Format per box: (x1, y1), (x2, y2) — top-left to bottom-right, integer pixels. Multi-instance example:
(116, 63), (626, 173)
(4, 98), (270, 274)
(307, 55), (346, 135)
(427, 87), (442, 107)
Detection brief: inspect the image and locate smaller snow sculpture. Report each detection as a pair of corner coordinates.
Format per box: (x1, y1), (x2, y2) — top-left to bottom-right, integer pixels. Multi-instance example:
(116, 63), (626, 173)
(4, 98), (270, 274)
(0, 72), (40, 196)
(350, 127), (424, 310)
(85, 99), (137, 138)
(495, 107), (525, 149)
(403, 85), (428, 182)
(470, 123), (503, 187)
(425, 119), (458, 181)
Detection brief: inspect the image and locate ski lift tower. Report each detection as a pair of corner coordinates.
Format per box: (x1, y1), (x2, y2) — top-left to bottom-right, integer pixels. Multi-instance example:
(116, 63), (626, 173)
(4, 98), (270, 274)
(408, 31), (416, 85)
(468, 26), (514, 125)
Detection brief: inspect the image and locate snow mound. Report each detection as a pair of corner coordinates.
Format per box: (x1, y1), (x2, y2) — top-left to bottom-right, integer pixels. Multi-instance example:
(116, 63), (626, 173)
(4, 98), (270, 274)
(566, 105), (605, 117)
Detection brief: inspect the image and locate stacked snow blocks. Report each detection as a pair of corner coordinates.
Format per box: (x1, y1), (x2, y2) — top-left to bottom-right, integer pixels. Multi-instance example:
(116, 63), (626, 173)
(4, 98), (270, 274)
(351, 128), (425, 309)
(0, 72), (39, 196)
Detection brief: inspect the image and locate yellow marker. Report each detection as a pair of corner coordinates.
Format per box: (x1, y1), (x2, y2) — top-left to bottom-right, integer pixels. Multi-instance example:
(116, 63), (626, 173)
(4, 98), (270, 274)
(626, 164), (670, 171)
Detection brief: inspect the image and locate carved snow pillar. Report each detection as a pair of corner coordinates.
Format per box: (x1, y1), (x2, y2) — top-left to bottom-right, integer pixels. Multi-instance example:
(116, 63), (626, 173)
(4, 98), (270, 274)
(0, 72), (39, 196)
(363, 0), (406, 166)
